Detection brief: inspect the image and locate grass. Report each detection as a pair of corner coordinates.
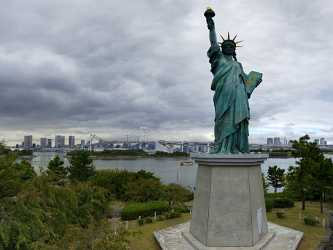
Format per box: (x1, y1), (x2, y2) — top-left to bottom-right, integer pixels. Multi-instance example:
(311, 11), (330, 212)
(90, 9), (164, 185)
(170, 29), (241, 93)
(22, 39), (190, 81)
(267, 201), (329, 250)
(126, 202), (330, 250)
(127, 214), (191, 250)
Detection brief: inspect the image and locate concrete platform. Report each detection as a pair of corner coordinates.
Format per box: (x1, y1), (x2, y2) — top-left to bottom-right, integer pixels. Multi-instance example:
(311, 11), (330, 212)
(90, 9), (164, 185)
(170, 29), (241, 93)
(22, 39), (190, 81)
(154, 222), (303, 250)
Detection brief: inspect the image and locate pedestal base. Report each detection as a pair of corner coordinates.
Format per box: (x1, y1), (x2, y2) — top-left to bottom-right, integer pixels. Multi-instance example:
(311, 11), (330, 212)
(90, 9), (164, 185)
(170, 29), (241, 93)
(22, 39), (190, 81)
(190, 154), (269, 247)
(154, 222), (303, 250)
(182, 231), (275, 250)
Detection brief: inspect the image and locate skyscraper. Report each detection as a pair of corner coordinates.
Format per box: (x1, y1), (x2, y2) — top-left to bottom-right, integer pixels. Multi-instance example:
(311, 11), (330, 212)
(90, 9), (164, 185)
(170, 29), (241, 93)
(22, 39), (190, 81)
(267, 138), (273, 145)
(273, 137), (281, 145)
(24, 135), (33, 149)
(55, 135), (65, 148)
(47, 139), (52, 148)
(69, 136), (75, 148)
(320, 138), (327, 145)
(40, 138), (47, 148)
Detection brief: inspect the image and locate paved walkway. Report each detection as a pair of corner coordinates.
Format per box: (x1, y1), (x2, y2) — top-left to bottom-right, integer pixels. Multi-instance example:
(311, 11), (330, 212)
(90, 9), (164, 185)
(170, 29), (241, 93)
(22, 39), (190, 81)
(154, 222), (303, 250)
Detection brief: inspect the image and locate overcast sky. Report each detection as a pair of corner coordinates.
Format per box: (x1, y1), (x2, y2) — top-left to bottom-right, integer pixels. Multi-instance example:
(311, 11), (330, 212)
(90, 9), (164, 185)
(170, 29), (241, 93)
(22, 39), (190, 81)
(0, 0), (332, 145)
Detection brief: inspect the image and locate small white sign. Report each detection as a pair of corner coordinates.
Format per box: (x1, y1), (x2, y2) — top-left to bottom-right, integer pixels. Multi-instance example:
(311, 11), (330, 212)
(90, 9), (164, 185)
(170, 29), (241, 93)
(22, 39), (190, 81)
(257, 208), (263, 234)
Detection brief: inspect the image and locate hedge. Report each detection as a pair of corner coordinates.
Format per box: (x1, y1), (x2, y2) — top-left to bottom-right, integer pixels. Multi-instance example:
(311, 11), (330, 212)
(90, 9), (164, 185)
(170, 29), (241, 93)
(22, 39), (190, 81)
(265, 198), (273, 212)
(121, 201), (169, 220)
(272, 198), (294, 208)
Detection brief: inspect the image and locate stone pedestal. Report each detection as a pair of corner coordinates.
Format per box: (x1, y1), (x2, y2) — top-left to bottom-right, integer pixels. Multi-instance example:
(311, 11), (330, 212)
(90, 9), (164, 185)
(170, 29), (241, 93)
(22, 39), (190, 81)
(188, 153), (269, 248)
(154, 153), (304, 250)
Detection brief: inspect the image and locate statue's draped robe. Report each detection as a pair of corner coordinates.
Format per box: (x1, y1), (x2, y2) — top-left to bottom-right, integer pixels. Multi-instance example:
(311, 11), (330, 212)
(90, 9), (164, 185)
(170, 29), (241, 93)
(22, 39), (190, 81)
(208, 44), (262, 153)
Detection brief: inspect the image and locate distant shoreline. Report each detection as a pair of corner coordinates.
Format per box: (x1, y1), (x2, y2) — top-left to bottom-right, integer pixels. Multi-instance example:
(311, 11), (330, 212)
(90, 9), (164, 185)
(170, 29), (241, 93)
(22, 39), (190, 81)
(90, 155), (189, 160)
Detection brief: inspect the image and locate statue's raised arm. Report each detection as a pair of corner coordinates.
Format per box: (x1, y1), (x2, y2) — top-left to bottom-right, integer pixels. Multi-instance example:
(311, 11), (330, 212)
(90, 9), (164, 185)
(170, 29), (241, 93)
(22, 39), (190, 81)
(204, 8), (218, 46)
(204, 8), (222, 75)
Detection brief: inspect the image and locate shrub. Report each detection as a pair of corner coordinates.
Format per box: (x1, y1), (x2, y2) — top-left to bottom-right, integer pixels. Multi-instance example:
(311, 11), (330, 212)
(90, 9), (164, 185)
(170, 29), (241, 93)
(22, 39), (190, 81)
(121, 201), (169, 220)
(174, 206), (190, 213)
(276, 211), (285, 218)
(137, 218), (144, 226)
(162, 184), (194, 205)
(90, 170), (163, 202)
(265, 192), (287, 200)
(304, 215), (319, 226)
(272, 198), (294, 208)
(265, 198), (273, 212)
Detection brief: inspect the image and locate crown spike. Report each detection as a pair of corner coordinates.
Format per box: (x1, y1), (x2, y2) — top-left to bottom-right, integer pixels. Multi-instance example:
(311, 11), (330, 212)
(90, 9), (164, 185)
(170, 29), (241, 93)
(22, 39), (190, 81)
(236, 45), (243, 47)
(227, 32), (230, 40)
(235, 40), (243, 44)
(219, 33), (225, 41)
(233, 34), (238, 41)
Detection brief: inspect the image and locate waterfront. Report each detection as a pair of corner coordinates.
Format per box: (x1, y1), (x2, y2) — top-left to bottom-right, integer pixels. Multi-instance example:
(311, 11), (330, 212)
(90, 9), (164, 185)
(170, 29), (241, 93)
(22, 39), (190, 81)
(29, 152), (333, 190)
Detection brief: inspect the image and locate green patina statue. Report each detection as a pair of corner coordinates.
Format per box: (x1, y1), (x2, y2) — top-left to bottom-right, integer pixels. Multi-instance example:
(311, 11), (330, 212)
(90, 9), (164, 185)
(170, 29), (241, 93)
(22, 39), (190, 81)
(204, 8), (262, 154)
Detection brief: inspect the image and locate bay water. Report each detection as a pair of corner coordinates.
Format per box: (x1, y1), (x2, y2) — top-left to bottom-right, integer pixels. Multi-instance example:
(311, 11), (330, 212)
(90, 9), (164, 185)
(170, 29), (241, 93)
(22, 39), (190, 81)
(30, 152), (333, 191)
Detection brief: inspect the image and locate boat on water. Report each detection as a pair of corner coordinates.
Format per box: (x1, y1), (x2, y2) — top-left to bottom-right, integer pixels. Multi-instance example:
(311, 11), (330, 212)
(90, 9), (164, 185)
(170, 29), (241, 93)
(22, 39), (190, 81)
(180, 160), (193, 167)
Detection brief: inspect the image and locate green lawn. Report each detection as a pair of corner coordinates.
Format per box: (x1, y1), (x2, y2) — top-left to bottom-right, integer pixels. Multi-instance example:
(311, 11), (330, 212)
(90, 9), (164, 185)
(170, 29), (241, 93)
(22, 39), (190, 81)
(127, 202), (330, 250)
(127, 214), (191, 250)
(267, 201), (329, 250)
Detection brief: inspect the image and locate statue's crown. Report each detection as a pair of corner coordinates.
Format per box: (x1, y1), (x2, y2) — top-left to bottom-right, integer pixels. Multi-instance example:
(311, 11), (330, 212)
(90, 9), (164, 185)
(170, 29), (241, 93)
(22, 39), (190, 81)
(219, 32), (243, 54)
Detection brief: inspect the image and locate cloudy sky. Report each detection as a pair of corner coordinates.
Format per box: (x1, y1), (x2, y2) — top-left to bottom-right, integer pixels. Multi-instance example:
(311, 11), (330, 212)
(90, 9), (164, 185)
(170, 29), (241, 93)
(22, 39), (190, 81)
(0, 0), (332, 145)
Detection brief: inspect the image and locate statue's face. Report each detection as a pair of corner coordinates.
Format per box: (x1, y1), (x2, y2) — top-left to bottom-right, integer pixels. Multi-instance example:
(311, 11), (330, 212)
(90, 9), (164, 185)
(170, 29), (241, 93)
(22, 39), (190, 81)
(221, 41), (236, 55)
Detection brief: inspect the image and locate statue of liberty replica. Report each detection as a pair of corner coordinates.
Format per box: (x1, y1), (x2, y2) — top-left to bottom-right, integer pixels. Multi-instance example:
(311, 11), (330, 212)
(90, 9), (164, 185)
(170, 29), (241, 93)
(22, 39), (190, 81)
(154, 8), (304, 249)
(205, 7), (263, 154)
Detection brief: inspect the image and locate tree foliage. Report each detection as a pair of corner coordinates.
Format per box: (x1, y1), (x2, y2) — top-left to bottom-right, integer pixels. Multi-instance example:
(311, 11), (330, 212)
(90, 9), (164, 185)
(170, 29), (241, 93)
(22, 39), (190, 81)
(47, 155), (67, 181)
(67, 150), (95, 181)
(0, 144), (193, 249)
(285, 135), (333, 212)
(267, 165), (285, 193)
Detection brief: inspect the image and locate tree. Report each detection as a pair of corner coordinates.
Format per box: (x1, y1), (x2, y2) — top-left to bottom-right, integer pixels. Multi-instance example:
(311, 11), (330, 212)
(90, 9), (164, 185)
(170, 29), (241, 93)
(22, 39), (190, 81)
(47, 155), (67, 180)
(286, 135), (333, 211)
(67, 151), (95, 181)
(262, 173), (268, 194)
(124, 178), (163, 202)
(310, 157), (333, 213)
(0, 156), (36, 199)
(267, 165), (285, 193)
(0, 142), (11, 155)
(162, 183), (193, 206)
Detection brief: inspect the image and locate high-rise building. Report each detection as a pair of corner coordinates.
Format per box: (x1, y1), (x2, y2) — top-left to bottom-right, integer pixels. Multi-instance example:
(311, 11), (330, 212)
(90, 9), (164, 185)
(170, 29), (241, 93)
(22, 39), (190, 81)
(40, 138), (47, 148)
(320, 138), (327, 145)
(69, 136), (75, 148)
(80, 139), (85, 146)
(273, 137), (281, 145)
(55, 135), (65, 148)
(24, 135), (33, 149)
(47, 139), (52, 148)
(314, 139), (320, 145)
(267, 138), (273, 145)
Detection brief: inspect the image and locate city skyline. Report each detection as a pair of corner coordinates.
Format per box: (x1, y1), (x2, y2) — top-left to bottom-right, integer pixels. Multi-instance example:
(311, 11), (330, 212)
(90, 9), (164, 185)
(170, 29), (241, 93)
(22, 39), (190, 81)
(1, 1), (333, 145)
(8, 134), (332, 148)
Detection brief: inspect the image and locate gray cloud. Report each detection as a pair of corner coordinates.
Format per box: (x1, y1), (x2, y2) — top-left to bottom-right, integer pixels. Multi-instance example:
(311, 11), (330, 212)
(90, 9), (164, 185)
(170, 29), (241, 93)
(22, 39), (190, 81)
(0, 0), (333, 144)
